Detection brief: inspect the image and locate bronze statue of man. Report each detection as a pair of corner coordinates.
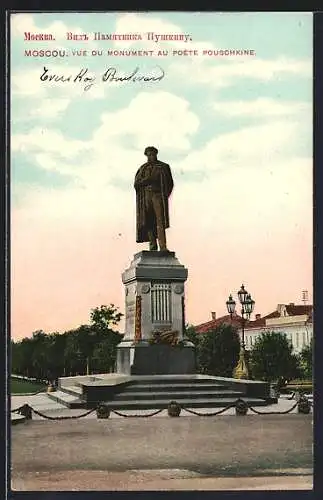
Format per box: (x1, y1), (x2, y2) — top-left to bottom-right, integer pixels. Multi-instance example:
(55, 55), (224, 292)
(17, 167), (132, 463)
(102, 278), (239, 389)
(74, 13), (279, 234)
(134, 146), (174, 251)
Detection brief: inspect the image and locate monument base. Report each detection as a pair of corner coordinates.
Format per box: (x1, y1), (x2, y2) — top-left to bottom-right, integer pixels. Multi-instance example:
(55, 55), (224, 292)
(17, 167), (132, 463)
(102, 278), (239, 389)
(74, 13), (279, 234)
(116, 341), (196, 375)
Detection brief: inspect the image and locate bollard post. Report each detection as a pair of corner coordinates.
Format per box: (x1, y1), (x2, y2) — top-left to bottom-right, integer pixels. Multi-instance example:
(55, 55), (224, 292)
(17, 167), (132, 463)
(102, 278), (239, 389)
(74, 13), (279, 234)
(235, 399), (248, 416)
(167, 401), (181, 417)
(96, 404), (111, 419)
(20, 404), (32, 420)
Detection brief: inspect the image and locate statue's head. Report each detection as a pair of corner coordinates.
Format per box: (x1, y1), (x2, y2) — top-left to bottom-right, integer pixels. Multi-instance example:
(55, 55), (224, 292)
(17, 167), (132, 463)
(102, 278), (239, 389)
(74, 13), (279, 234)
(144, 146), (158, 163)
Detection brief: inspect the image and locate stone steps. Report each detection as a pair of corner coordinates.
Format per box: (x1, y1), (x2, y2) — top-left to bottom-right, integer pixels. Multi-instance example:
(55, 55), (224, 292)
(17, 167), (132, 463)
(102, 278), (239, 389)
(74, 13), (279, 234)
(113, 390), (244, 401)
(125, 376), (219, 385)
(58, 385), (83, 396)
(123, 383), (227, 392)
(52, 374), (273, 410)
(46, 390), (85, 409)
(104, 397), (268, 410)
(103, 376), (269, 410)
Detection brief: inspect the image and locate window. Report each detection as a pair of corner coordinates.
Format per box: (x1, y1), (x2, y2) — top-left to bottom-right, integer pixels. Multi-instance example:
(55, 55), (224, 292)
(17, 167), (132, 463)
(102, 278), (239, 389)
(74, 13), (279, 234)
(302, 332), (305, 346)
(296, 332), (299, 348)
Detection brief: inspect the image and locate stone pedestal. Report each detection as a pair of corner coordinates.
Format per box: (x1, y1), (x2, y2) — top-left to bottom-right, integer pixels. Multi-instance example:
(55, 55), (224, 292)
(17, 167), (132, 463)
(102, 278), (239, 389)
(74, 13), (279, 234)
(116, 250), (195, 375)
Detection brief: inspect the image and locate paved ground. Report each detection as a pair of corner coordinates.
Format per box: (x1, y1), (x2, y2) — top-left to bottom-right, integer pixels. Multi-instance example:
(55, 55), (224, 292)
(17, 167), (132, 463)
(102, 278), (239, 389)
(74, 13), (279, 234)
(11, 403), (313, 491)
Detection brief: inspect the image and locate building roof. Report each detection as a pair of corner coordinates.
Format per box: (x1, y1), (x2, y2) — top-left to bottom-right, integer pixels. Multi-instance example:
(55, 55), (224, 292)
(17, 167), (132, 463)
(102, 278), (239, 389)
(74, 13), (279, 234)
(247, 316), (266, 328)
(194, 303), (313, 333)
(195, 314), (242, 334)
(285, 304), (312, 316)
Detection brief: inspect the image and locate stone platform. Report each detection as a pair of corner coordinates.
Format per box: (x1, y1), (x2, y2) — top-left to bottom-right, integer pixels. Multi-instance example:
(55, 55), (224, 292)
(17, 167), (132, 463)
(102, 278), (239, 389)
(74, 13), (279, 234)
(49, 373), (275, 410)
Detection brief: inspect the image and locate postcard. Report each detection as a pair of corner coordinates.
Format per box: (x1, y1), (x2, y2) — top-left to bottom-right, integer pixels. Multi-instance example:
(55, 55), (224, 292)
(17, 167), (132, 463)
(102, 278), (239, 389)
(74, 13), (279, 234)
(9, 10), (313, 492)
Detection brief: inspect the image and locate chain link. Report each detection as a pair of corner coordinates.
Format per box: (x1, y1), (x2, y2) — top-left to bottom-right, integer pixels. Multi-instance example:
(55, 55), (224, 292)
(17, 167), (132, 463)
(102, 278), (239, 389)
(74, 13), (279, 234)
(182, 403), (236, 416)
(247, 401), (299, 415)
(11, 398), (308, 420)
(111, 408), (164, 418)
(11, 405), (26, 414)
(28, 406), (96, 420)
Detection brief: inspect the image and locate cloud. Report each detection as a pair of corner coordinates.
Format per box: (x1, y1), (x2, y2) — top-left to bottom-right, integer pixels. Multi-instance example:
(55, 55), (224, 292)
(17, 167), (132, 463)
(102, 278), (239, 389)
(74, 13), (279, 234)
(212, 98), (311, 117)
(11, 90), (200, 188)
(12, 127), (90, 159)
(94, 91), (199, 151)
(30, 98), (70, 119)
(176, 119), (303, 175)
(11, 65), (105, 125)
(10, 13), (83, 40)
(11, 68), (47, 97)
(113, 12), (213, 52)
(112, 13), (311, 87)
(169, 56), (312, 89)
(11, 65), (105, 101)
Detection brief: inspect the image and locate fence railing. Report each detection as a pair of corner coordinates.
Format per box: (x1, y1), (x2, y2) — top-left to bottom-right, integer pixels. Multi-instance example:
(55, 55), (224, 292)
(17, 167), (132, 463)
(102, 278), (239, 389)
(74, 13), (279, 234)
(11, 395), (312, 421)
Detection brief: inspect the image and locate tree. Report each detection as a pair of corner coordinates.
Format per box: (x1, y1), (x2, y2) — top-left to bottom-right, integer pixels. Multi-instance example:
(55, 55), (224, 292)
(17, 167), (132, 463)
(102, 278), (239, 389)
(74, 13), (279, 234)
(11, 340), (24, 375)
(196, 324), (240, 377)
(92, 332), (123, 373)
(11, 304), (124, 379)
(30, 330), (50, 381)
(90, 304), (123, 373)
(90, 304), (123, 331)
(250, 331), (299, 384)
(299, 338), (313, 379)
(184, 324), (200, 346)
(11, 337), (35, 378)
(45, 332), (67, 381)
(64, 329), (86, 376)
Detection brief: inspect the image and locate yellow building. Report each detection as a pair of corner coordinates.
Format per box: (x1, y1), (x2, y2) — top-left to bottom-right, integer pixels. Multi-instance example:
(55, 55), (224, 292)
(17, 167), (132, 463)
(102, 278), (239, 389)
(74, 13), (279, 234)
(195, 303), (313, 354)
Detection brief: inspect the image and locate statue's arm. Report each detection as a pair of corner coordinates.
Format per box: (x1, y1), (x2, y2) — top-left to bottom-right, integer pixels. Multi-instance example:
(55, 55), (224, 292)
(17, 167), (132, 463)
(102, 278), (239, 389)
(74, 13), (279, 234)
(135, 165), (152, 190)
(134, 168), (144, 189)
(164, 164), (174, 196)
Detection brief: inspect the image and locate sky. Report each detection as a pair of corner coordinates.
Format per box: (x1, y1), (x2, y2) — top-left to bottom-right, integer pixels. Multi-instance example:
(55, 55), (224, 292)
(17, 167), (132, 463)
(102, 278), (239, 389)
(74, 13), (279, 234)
(10, 12), (313, 339)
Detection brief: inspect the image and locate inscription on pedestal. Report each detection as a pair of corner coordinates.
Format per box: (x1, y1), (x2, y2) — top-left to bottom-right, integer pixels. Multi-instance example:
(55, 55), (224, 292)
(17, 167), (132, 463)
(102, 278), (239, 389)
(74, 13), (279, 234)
(127, 300), (136, 319)
(151, 282), (172, 324)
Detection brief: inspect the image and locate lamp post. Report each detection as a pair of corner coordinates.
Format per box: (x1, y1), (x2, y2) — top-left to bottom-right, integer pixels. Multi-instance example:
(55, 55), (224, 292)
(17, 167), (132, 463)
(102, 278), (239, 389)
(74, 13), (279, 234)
(226, 284), (255, 380)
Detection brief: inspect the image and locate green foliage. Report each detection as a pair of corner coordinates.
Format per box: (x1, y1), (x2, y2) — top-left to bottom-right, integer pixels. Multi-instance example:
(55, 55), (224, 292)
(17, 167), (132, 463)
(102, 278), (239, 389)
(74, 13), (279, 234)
(184, 324), (200, 346)
(89, 305), (123, 373)
(196, 324), (240, 377)
(11, 304), (123, 380)
(90, 304), (123, 330)
(250, 331), (299, 383)
(299, 338), (313, 379)
(92, 331), (123, 373)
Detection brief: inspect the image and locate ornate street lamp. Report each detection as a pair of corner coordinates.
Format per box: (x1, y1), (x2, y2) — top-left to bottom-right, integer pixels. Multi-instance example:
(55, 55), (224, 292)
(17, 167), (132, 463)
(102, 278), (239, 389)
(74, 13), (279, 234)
(226, 284), (255, 380)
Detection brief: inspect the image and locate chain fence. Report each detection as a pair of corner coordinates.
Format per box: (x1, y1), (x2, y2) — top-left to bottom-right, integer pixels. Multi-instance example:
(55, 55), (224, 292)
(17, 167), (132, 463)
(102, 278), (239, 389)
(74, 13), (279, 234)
(111, 408), (164, 417)
(11, 404), (96, 420)
(181, 403), (236, 417)
(11, 395), (312, 421)
(247, 401), (299, 415)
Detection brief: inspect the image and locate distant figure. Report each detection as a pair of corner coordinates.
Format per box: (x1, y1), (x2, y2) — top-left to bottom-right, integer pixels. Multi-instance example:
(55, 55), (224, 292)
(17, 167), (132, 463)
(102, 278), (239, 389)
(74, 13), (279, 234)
(134, 146), (174, 251)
